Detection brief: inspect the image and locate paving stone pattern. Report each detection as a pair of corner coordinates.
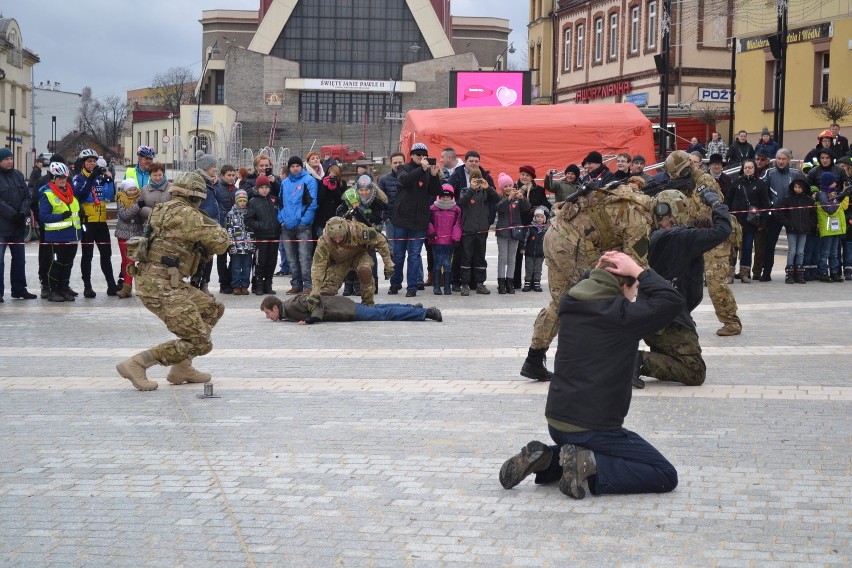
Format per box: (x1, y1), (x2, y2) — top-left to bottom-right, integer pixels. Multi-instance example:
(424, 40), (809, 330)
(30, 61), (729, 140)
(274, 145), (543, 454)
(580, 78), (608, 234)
(0, 239), (849, 566)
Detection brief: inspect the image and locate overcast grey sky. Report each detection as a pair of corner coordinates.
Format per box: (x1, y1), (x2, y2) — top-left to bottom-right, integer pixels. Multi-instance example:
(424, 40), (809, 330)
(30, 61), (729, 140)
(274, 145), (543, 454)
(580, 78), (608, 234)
(9, 0), (526, 99)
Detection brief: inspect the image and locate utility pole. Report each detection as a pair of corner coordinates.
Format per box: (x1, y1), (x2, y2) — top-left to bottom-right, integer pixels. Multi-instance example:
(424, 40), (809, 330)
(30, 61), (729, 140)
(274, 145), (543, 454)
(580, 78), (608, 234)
(657, 0), (672, 161)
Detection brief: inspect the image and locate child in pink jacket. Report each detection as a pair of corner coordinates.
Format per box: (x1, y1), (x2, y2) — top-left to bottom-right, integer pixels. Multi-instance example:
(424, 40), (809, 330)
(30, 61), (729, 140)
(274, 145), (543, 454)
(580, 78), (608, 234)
(427, 184), (462, 295)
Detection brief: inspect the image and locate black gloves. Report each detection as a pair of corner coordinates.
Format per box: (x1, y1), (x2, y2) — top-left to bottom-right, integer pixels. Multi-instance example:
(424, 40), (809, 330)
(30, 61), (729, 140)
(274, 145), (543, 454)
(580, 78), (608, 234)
(697, 186), (720, 207)
(61, 211), (72, 219)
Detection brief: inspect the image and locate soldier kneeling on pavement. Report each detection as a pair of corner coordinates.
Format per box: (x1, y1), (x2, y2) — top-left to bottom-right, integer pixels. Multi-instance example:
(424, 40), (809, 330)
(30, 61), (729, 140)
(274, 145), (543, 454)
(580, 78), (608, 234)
(634, 187), (732, 389)
(311, 216), (394, 307)
(116, 172), (231, 391)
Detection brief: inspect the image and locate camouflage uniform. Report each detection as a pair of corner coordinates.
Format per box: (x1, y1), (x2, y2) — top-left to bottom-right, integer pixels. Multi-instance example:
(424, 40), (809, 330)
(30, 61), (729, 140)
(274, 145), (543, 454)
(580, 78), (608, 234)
(529, 186), (653, 351)
(641, 323), (706, 386)
(116, 173), (230, 391)
(689, 170), (742, 334)
(311, 217), (394, 307)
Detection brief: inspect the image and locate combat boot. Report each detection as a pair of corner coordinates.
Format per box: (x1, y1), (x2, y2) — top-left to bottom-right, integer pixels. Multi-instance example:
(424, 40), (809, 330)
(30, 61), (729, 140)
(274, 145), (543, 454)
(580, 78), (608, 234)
(794, 265), (806, 284)
(116, 350), (159, 391)
(716, 323), (742, 336)
(520, 347), (552, 381)
(83, 279), (96, 298)
(499, 440), (552, 489)
(115, 283), (133, 298)
(739, 266), (751, 283)
(263, 278), (275, 294)
(166, 359), (212, 385)
(558, 444), (597, 500)
(342, 281), (354, 296)
(497, 278), (506, 294)
(784, 265), (795, 284)
(505, 279), (515, 294)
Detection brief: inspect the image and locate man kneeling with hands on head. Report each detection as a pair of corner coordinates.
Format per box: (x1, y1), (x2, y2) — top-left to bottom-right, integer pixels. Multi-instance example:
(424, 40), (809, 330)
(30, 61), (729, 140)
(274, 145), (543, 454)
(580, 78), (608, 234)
(499, 251), (683, 499)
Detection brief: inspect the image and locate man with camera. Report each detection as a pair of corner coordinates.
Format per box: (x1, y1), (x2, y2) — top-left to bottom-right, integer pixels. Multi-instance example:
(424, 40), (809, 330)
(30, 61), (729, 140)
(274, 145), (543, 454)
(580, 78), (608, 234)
(388, 142), (442, 297)
(72, 149), (117, 298)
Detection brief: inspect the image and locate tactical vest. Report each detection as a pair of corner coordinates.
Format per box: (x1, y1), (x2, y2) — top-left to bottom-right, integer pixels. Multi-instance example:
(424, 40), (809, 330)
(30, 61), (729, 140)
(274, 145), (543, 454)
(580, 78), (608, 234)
(145, 201), (203, 277)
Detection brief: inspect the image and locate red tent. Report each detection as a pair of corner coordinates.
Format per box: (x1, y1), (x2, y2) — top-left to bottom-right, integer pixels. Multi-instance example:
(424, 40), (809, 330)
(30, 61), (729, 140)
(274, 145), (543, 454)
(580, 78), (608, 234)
(398, 104), (655, 182)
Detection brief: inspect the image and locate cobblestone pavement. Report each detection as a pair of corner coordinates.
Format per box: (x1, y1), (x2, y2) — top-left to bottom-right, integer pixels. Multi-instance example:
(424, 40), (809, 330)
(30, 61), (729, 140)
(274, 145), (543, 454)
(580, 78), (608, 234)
(0, 238), (849, 567)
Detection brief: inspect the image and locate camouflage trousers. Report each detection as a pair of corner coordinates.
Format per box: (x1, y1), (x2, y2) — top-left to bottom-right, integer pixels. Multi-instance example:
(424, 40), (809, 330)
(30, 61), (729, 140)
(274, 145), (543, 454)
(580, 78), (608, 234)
(705, 242), (741, 331)
(530, 230), (596, 350)
(316, 253), (376, 307)
(136, 274), (225, 366)
(641, 322), (706, 386)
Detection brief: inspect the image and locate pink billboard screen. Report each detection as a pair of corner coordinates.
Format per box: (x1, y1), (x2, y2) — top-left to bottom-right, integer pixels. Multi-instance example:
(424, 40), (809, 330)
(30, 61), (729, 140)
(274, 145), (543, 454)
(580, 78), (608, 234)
(449, 71), (531, 108)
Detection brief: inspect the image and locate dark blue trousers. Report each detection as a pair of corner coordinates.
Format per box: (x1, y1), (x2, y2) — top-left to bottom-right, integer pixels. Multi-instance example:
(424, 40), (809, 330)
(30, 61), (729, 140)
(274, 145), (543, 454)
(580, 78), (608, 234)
(533, 425), (678, 496)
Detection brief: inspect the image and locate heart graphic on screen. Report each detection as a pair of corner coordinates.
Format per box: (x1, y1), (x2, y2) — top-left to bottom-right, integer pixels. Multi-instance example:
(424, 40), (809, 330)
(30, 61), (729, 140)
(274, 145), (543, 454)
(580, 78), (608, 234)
(495, 86), (518, 107)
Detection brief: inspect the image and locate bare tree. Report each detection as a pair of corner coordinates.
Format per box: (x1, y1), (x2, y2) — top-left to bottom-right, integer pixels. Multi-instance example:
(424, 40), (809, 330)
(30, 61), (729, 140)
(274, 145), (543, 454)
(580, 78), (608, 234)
(814, 97), (852, 125)
(693, 104), (726, 143)
(97, 95), (128, 147)
(77, 87), (100, 136)
(151, 66), (197, 112)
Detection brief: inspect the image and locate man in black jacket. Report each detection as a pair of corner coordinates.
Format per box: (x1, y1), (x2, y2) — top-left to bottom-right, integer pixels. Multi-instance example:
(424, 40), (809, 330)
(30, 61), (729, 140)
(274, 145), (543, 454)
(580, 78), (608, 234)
(0, 148), (37, 301)
(388, 142), (442, 297)
(499, 251), (683, 499)
(637, 188), (732, 387)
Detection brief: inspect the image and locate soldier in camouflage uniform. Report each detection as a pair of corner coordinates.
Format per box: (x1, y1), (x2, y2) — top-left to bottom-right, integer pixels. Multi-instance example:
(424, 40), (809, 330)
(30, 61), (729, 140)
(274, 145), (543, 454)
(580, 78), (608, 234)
(311, 216), (394, 307)
(116, 172), (231, 391)
(666, 151), (743, 336)
(637, 188), (732, 387)
(521, 182), (653, 381)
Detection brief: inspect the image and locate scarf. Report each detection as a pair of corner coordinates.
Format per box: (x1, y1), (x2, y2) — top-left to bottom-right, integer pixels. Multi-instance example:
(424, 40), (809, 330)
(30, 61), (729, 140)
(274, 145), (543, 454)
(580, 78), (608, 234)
(149, 177), (168, 190)
(116, 190), (139, 209)
(305, 163), (324, 180)
(434, 199), (456, 210)
(49, 181), (75, 204)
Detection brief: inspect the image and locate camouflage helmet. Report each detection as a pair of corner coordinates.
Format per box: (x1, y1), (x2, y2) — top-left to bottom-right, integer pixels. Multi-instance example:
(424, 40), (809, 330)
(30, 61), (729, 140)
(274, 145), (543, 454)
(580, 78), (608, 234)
(653, 189), (691, 225)
(664, 150), (692, 179)
(324, 217), (349, 241)
(169, 172), (208, 199)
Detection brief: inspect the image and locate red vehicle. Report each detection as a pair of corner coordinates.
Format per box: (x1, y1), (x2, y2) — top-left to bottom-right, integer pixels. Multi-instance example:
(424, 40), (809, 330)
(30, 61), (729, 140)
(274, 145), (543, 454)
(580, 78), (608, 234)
(321, 144), (366, 163)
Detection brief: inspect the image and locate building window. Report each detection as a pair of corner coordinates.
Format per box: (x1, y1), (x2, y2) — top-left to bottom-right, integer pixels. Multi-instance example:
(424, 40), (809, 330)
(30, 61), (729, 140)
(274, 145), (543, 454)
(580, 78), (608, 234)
(564, 28), (572, 71)
(576, 24), (585, 68)
(271, 0), (432, 80)
(819, 53), (830, 104)
(594, 18), (603, 63)
(630, 7), (640, 53)
(299, 91), (400, 124)
(216, 84), (225, 105)
(647, 1), (657, 49)
(609, 13), (619, 60)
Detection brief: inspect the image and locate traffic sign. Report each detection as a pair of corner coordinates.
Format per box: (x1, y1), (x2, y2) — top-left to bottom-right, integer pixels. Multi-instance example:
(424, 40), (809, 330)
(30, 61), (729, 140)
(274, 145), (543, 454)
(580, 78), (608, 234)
(162, 135), (171, 144)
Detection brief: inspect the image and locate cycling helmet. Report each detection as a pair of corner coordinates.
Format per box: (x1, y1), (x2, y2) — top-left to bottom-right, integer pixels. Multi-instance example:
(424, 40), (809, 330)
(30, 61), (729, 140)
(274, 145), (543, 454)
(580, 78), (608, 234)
(137, 145), (156, 159)
(78, 149), (98, 160)
(49, 162), (70, 177)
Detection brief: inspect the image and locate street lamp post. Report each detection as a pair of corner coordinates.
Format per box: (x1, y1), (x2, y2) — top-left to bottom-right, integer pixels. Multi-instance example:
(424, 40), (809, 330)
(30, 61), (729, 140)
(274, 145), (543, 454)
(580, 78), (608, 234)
(195, 41), (220, 160)
(386, 44), (421, 159)
(494, 42), (516, 71)
(51, 115), (56, 154)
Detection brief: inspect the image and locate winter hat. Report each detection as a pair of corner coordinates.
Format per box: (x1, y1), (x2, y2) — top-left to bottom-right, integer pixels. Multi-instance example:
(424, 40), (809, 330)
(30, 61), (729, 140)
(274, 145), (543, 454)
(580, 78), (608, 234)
(255, 175), (271, 188)
(0, 148), (12, 161)
(195, 150), (217, 171)
(96, 157), (108, 168)
(235, 189), (249, 202)
(755, 147), (771, 159)
(439, 184), (455, 197)
(469, 168), (483, 180)
(819, 172), (837, 190)
(533, 207), (548, 219)
(355, 174), (373, 190)
(582, 151), (603, 166)
(410, 142), (429, 156)
(519, 164), (536, 178)
(564, 164), (581, 178)
(708, 153), (725, 165)
(120, 178), (138, 191)
(632, 155), (647, 165)
(287, 156), (304, 169)
(761, 126), (771, 136)
(789, 177), (809, 192)
(497, 172), (514, 189)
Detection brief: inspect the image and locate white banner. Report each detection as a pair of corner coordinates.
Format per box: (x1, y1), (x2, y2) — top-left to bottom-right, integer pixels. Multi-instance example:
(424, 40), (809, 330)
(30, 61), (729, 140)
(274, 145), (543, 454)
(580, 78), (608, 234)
(302, 78), (399, 92)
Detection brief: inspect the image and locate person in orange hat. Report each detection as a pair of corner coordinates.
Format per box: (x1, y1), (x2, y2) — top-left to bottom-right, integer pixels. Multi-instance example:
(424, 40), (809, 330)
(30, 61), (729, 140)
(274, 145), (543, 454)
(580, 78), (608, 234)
(805, 129), (842, 163)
